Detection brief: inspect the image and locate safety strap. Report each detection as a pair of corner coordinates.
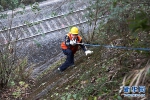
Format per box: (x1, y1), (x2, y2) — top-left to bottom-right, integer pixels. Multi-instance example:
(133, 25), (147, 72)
(83, 44), (150, 51)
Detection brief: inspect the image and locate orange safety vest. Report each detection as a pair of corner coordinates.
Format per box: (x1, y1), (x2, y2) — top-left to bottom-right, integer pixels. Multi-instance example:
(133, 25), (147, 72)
(61, 33), (82, 54)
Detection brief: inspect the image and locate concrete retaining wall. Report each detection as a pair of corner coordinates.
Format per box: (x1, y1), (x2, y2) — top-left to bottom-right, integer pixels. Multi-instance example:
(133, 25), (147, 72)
(0, 0), (93, 78)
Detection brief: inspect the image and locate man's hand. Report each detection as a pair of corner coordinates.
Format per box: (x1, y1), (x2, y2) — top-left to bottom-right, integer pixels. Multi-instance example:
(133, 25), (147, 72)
(70, 40), (76, 46)
(85, 50), (93, 56)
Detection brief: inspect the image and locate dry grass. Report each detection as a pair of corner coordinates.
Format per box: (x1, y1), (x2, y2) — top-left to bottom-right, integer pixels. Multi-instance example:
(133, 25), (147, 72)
(119, 61), (150, 100)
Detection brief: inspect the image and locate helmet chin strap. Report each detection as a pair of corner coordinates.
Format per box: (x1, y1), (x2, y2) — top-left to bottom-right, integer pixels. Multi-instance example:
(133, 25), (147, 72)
(71, 37), (76, 40)
(72, 38), (77, 41)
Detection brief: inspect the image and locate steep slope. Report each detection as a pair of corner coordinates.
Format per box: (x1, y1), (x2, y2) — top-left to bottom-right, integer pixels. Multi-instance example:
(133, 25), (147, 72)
(27, 46), (150, 100)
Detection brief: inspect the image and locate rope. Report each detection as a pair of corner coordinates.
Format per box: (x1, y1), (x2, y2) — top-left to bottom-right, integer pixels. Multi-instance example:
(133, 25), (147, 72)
(83, 44), (150, 51)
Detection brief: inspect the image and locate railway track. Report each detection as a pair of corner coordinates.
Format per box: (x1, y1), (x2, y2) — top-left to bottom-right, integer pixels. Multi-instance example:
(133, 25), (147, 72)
(0, 7), (90, 45)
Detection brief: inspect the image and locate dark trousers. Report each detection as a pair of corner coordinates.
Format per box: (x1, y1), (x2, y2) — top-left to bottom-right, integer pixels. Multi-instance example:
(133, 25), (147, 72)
(59, 49), (74, 71)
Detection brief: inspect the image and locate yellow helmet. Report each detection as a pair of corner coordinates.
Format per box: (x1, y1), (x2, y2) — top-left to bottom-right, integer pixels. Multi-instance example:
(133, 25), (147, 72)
(70, 27), (79, 34)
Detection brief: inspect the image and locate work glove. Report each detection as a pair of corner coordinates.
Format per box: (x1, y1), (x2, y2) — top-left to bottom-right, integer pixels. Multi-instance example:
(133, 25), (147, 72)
(70, 40), (76, 46)
(85, 50), (93, 56)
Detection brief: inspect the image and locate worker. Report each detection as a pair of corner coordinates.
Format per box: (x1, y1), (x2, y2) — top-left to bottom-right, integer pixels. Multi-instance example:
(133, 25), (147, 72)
(58, 27), (93, 72)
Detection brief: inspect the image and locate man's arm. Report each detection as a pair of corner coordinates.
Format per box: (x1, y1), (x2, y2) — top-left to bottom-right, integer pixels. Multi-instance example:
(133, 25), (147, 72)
(79, 40), (87, 52)
(65, 35), (70, 46)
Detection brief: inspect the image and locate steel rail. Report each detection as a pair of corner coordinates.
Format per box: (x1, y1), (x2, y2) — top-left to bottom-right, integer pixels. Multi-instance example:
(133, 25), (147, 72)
(0, 7), (107, 45)
(0, 8), (87, 32)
